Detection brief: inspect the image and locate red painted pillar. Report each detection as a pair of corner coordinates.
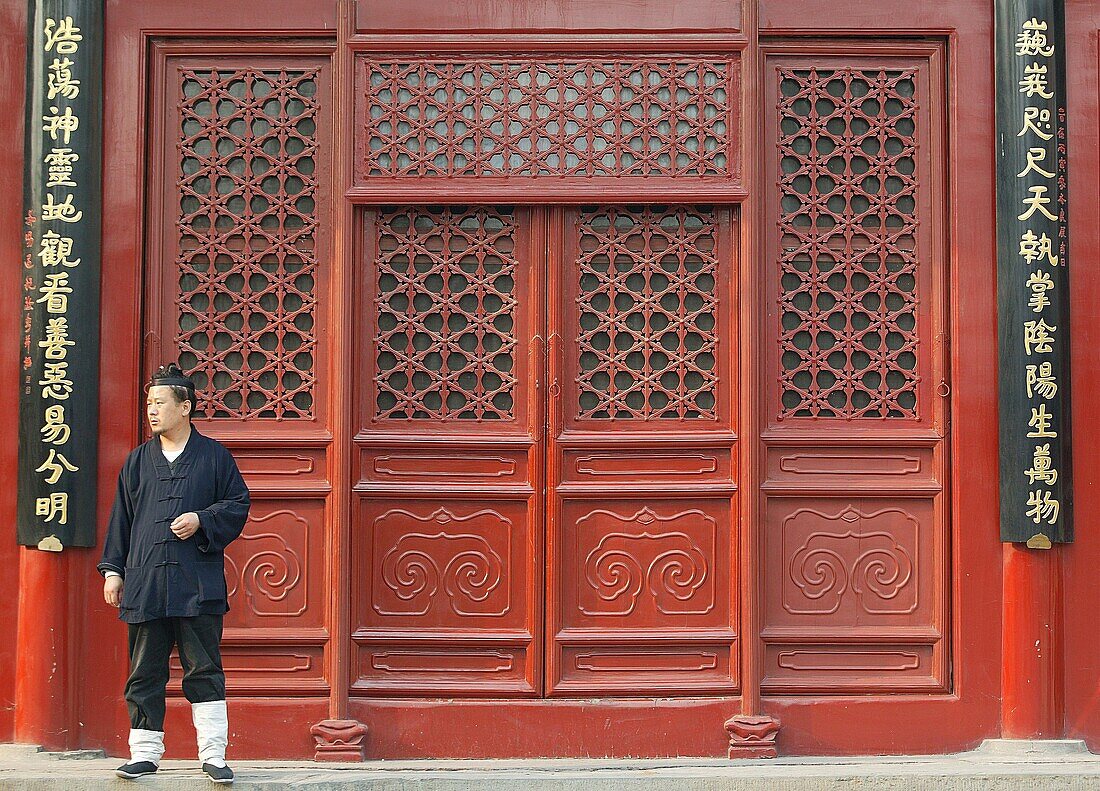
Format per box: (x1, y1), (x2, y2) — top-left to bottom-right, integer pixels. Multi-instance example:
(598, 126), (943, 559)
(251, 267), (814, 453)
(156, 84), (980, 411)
(1001, 545), (1064, 738)
(14, 548), (75, 750)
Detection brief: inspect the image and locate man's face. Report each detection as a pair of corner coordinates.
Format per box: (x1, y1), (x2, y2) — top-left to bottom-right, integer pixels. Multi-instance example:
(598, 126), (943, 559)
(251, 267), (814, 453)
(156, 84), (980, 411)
(147, 385), (191, 436)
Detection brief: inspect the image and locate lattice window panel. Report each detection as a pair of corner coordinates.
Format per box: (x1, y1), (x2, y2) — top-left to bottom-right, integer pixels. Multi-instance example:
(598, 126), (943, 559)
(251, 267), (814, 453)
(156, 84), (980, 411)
(576, 205), (719, 421)
(777, 68), (921, 420)
(362, 59), (733, 178)
(373, 206), (518, 421)
(175, 68), (320, 420)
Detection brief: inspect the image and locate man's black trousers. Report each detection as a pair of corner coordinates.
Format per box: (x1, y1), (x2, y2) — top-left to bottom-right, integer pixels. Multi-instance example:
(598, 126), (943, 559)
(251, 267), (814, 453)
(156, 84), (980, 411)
(125, 614), (225, 731)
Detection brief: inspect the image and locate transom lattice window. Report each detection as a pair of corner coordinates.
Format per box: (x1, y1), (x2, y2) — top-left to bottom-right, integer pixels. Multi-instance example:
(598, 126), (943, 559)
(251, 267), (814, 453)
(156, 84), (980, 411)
(777, 68), (920, 420)
(175, 68), (320, 420)
(576, 206), (719, 421)
(361, 58), (733, 178)
(373, 206), (518, 421)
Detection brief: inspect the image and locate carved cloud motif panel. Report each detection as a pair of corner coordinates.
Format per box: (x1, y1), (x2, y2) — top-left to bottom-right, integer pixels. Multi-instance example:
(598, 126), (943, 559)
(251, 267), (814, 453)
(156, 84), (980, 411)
(222, 501), (324, 630)
(372, 206), (519, 422)
(575, 206), (720, 421)
(359, 58), (735, 179)
(175, 68), (322, 420)
(366, 503), (526, 628)
(776, 68), (922, 420)
(563, 502), (728, 629)
(780, 503), (919, 619)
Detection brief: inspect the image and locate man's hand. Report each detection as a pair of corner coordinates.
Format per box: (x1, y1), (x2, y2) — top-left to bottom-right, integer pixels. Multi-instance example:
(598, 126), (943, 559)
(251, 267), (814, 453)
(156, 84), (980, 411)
(104, 575), (123, 608)
(170, 511), (201, 540)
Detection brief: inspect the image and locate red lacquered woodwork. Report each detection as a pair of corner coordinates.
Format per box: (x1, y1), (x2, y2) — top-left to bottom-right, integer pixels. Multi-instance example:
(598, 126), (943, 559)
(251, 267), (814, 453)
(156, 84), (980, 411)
(9, 0), (1091, 760)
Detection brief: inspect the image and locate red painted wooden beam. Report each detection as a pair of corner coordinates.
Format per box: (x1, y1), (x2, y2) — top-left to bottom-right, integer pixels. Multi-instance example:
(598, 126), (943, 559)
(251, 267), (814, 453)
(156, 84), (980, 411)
(1001, 544), (1064, 738)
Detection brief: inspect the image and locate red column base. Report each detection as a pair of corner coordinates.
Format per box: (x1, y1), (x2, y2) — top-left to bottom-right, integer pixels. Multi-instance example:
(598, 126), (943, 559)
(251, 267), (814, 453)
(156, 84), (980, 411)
(724, 714), (781, 759)
(310, 719), (368, 761)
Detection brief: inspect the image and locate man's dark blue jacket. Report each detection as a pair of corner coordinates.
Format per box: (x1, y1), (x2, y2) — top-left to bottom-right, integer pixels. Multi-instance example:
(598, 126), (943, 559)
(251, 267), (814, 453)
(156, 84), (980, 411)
(97, 428), (250, 624)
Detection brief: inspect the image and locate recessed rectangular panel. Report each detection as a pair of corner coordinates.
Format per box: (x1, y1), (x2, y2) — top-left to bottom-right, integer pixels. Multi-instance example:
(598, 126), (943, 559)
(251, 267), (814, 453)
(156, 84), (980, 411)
(766, 446), (936, 487)
(353, 642), (535, 696)
(562, 448), (733, 486)
(362, 448), (530, 486)
(355, 0), (743, 32)
(763, 644), (940, 692)
(555, 643), (737, 694)
(170, 644), (327, 696)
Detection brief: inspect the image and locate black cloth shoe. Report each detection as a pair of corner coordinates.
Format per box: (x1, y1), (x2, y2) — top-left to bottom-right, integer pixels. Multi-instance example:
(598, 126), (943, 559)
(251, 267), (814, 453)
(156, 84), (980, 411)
(202, 762), (234, 784)
(115, 761), (158, 779)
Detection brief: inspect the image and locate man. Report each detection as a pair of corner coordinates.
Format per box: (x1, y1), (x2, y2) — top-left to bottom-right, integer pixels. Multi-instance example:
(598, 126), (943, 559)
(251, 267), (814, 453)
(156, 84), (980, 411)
(98, 363), (250, 785)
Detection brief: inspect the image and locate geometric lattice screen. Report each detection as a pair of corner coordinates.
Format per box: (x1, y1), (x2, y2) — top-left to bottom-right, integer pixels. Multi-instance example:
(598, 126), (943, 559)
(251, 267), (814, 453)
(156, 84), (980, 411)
(576, 205), (720, 420)
(361, 59), (734, 178)
(175, 68), (319, 419)
(372, 206), (519, 421)
(776, 69), (920, 419)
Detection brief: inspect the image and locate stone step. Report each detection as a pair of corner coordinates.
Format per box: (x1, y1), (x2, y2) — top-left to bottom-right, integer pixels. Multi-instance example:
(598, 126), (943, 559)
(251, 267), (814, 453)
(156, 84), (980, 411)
(0, 741), (1097, 791)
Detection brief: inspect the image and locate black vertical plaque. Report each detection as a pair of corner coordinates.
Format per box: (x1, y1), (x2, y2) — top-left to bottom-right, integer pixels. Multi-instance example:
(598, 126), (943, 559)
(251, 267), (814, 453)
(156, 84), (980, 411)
(996, 0), (1072, 545)
(17, 0), (102, 548)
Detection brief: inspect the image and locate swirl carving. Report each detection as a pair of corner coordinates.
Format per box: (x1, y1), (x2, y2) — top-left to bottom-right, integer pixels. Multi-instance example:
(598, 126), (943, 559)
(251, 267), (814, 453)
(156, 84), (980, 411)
(580, 507), (714, 617)
(223, 509), (308, 618)
(784, 506), (917, 616)
(375, 520), (509, 617)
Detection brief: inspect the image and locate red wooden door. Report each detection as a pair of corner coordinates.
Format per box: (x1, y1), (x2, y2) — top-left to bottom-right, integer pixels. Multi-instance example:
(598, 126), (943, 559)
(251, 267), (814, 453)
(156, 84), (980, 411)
(353, 205), (739, 697)
(546, 206), (739, 695)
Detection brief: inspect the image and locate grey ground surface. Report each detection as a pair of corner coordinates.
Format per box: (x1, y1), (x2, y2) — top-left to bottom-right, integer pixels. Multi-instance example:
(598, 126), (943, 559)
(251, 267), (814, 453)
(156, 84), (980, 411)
(2, 741), (1100, 790)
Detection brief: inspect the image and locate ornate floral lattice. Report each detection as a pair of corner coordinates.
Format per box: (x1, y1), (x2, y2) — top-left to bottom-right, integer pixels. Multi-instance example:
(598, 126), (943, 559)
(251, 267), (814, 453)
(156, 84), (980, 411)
(576, 206), (719, 421)
(777, 68), (921, 420)
(175, 69), (320, 419)
(362, 59), (732, 178)
(373, 206), (518, 421)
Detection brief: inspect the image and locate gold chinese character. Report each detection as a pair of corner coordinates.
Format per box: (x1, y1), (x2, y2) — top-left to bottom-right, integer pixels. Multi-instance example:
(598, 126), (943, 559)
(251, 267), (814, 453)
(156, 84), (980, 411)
(1019, 230), (1058, 266)
(1026, 489), (1059, 525)
(42, 106), (79, 145)
(35, 492), (69, 525)
(44, 148), (78, 188)
(1018, 62), (1054, 99)
(41, 404), (70, 445)
(43, 17), (82, 54)
(35, 448), (78, 484)
(1016, 147), (1055, 179)
(46, 57), (80, 100)
(1024, 443), (1058, 485)
(36, 272), (72, 313)
(1025, 362), (1057, 399)
(40, 193), (82, 223)
(1018, 106), (1054, 141)
(39, 361), (73, 400)
(1023, 318), (1056, 355)
(38, 317), (74, 360)
(37, 230), (80, 268)
(1018, 185), (1057, 222)
(1016, 18), (1055, 58)
(1026, 270), (1055, 312)
(1027, 403), (1057, 438)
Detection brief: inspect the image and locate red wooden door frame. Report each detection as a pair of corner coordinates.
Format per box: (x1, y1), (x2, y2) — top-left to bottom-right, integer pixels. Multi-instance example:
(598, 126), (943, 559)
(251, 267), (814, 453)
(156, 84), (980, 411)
(47, 0), (1008, 758)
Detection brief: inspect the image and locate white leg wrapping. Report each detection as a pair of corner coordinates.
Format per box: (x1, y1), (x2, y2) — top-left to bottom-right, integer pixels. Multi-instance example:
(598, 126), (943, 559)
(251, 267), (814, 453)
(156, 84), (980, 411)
(191, 699), (229, 767)
(128, 728), (165, 764)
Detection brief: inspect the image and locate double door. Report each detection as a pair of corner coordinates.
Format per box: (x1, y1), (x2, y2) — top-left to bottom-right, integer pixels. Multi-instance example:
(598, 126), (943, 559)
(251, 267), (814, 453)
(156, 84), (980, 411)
(352, 204), (741, 697)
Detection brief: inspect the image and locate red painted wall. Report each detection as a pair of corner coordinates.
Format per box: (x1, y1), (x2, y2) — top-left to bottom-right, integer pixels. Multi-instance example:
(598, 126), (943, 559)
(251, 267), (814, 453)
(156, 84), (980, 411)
(2, 0), (1094, 759)
(0, 0), (27, 745)
(1063, 0), (1100, 752)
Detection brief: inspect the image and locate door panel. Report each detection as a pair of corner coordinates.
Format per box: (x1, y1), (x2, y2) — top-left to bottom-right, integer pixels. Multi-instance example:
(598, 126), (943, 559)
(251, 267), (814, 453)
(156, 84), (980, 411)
(146, 48), (335, 697)
(546, 205), (740, 696)
(352, 205), (544, 696)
